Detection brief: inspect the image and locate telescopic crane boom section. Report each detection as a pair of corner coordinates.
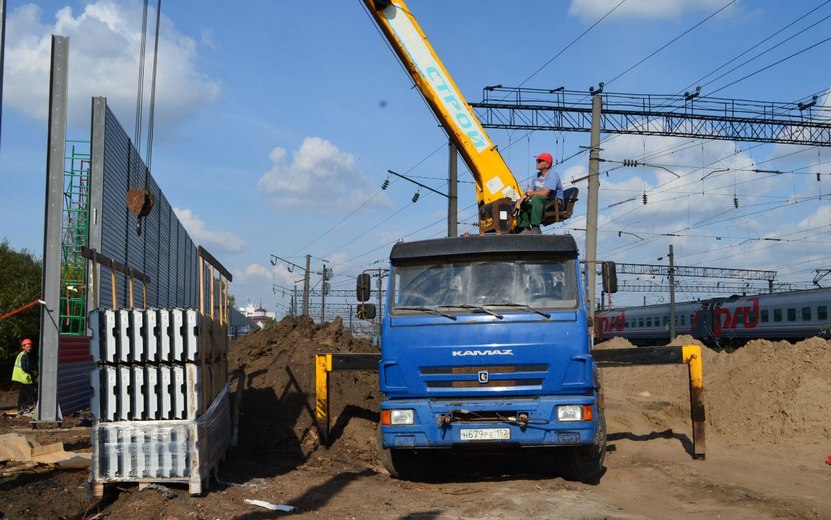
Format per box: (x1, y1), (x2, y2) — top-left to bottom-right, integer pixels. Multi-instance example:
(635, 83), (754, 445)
(363, 0), (525, 233)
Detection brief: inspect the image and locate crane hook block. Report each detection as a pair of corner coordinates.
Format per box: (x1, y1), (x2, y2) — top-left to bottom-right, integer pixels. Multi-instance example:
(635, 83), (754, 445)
(127, 188), (154, 218)
(127, 188), (154, 237)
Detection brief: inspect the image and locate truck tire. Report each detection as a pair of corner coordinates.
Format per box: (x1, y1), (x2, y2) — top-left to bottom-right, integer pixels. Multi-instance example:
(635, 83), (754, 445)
(377, 427), (430, 481)
(558, 407), (607, 484)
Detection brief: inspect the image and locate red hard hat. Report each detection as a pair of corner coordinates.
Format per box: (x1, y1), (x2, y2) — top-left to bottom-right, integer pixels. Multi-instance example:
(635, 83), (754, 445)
(534, 152), (554, 165)
(21, 338), (33, 347)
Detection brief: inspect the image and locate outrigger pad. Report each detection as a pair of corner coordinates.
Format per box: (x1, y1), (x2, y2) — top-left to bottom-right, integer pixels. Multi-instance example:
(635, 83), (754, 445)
(542, 187), (579, 226)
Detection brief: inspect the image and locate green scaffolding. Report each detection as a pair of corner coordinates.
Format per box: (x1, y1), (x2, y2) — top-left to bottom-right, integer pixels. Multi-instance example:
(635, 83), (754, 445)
(60, 141), (91, 335)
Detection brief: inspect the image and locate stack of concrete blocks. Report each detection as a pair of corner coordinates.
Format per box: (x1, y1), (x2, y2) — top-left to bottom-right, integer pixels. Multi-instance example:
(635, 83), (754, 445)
(88, 308), (231, 496)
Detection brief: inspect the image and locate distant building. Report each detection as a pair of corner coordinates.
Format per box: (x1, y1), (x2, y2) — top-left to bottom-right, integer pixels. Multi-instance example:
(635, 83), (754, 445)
(241, 302), (275, 329)
(228, 307), (258, 338)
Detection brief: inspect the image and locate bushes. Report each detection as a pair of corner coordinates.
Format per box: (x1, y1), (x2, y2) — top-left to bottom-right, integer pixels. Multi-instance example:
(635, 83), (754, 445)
(0, 239), (42, 361)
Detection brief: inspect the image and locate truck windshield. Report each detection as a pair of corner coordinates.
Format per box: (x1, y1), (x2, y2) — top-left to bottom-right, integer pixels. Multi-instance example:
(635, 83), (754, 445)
(390, 258), (578, 314)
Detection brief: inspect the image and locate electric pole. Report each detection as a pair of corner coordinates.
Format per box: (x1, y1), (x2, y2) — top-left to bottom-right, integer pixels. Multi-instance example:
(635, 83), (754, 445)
(448, 141), (458, 237)
(586, 92), (602, 316)
(303, 254), (310, 316)
(669, 245), (676, 340)
(320, 263), (326, 324)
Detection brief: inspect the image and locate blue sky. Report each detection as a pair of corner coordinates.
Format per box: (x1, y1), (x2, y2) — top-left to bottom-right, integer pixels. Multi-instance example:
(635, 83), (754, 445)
(2, 0), (830, 314)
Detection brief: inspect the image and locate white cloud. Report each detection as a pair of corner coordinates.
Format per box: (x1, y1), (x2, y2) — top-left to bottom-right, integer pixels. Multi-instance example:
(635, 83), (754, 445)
(568, 0), (741, 23)
(256, 136), (391, 209)
(173, 207), (246, 253)
(241, 263), (271, 280)
(4, 1), (220, 128)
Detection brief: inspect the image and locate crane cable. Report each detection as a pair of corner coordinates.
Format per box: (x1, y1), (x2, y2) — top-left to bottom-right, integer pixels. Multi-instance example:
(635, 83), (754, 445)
(134, 0), (163, 174)
(145, 0), (162, 173)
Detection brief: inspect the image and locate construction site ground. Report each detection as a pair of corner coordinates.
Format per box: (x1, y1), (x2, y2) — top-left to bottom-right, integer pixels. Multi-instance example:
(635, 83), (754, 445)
(1, 316), (829, 519)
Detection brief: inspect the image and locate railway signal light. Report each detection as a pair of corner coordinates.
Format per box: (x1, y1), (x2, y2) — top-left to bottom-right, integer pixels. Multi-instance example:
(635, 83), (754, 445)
(602, 261), (618, 294)
(356, 273), (372, 302)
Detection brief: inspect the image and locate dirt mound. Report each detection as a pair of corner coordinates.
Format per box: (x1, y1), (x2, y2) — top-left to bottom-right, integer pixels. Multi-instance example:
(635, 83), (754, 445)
(227, 316), (381, 474)
(227, 316), (830, 477)
(598, 336), (831, 443)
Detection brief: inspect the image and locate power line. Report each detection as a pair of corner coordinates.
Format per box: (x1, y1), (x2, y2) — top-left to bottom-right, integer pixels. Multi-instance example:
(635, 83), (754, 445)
(708, 34), (831, 96)
(678, 1), (831, 97)
(604, 1), (736, 88)
(515, 0), (627, 90)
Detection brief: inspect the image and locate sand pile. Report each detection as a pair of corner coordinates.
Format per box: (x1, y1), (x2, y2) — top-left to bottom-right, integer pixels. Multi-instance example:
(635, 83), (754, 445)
(598, 335), (831, 442)
(227, 316), (831, 473)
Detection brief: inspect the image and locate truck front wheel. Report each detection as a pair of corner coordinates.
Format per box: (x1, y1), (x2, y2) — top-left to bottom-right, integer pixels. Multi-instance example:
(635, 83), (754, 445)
(377, 427), (431, 480)
(557, 408), (607, 484)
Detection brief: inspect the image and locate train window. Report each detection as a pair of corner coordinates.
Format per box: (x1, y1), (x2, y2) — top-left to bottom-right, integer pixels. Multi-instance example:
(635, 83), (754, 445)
(802, 307), (811, 321)
(761, 309), (768, 322)
(787, 308), (796, 321)
(774, 309), (782, 322)
(663, 316), (669, 326)
(736, 312), (744, 324)
(625, 320), (629, 327)
(819, 306), (828, 320)
(748, 311), (756, 323)
(638, 318), (644, 327)
(681, 315), (686, 326)
(646, 317), (652, 327)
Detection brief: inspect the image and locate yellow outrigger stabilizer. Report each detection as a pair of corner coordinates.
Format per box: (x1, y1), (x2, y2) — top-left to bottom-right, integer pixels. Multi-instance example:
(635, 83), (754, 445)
(315, 353), (381, 446)
(592, 345), (706, 460)
(315, 347), (704, 459)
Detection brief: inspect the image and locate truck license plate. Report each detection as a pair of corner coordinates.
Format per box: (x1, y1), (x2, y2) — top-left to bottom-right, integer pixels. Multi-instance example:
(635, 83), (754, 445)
(459, 428), (510, 441)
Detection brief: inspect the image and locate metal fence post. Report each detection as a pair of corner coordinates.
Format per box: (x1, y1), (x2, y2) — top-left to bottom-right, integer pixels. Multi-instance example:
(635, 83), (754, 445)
(35, 35), (70, 425)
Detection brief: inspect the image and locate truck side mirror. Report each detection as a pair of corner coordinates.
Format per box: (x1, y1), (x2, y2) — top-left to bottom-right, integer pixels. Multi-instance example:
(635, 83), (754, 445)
(357, 303), (376, 320)
(357, 273), (372, 302)
(602, 261), (618, 294)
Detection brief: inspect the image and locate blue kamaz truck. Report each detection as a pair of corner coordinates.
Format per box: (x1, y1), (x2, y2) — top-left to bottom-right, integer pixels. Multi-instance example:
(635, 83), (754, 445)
(357, 0), (606, 483)
(358, 234), (606, 483)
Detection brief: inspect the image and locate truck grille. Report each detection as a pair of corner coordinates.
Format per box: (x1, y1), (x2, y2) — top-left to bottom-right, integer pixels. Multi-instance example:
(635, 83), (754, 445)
(421, 364), (546, 389)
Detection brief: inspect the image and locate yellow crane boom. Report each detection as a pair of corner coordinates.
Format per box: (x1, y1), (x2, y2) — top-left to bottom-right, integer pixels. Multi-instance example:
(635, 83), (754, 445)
(363, 0), (523, 233)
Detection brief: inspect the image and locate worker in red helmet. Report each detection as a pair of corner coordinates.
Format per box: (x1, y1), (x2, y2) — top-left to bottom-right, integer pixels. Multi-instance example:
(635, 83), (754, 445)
(516, 152), (564, 234)
(12, 338), (37, 416)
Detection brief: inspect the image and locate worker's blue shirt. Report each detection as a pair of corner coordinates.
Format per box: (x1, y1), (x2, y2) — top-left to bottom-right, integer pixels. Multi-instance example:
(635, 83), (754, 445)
(530, 170), (564, 202)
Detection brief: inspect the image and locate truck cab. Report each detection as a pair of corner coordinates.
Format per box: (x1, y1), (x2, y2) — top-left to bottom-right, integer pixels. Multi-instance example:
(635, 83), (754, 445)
(372, 234), (606, 482)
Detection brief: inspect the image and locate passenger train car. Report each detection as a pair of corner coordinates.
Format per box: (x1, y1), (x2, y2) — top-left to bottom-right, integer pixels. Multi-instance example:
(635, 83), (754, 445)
(595, 288), (831, 346)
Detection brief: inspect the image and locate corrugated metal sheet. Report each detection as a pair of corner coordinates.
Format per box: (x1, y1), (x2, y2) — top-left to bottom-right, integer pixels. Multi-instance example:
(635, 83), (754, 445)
(58, 336), (92, 415)
(94, 105), (200, 310)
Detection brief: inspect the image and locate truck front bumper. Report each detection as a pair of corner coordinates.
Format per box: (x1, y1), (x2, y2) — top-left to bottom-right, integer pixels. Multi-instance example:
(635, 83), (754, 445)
(380, 396), (599, 449)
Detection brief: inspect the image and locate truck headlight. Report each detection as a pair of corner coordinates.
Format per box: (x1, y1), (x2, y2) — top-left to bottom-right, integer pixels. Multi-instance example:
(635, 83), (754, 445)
(381, 409), (414, 425)
(557, 404), (593, 422)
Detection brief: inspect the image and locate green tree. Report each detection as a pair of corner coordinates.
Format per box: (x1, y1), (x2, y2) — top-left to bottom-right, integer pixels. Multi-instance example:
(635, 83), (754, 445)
(0, 239), (42, 361)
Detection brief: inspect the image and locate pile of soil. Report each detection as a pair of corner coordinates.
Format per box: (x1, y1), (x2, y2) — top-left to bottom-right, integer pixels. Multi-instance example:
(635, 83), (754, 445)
(226, 316), (381, 476)
(227, 317), (831, 473)
(3, 317), (830, 519)
(598, 335), (831, 443)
